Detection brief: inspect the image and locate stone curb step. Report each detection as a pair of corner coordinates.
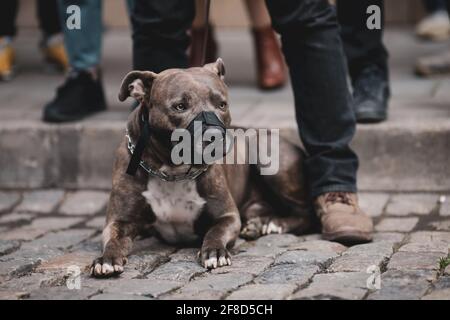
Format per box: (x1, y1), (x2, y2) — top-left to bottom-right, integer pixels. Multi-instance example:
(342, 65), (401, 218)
(0, 120), (449, 191)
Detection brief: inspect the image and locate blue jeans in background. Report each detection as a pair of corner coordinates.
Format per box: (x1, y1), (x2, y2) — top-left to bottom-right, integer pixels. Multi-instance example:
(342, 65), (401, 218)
(57, 0), (134, 71)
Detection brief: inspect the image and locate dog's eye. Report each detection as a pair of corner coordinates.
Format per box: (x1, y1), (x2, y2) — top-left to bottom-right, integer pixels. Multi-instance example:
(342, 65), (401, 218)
(218, 102), (227, 110)
(173, 103), (187, 112)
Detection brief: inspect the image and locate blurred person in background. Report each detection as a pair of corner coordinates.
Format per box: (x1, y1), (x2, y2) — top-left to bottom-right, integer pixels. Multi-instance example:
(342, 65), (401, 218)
(0, 0), (68, 81)
(190, 0), (286, 90)
(416, 0), (450, 41)
(337, 0), (390, 124)
(43, 0), (109, 123)
(44, 0), (141, 123)
(415, 0), (450, 77)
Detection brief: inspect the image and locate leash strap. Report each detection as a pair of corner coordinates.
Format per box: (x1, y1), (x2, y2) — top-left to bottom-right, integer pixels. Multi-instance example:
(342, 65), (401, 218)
(200, 0), (211, 66)
(126, 108), (150, 176)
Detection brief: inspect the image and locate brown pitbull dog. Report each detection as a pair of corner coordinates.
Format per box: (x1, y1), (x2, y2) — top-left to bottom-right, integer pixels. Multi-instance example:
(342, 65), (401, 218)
(91, 58), (313, 277)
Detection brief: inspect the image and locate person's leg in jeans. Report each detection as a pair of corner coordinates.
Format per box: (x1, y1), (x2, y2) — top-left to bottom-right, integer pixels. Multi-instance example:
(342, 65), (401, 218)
(265, 0), (373, 243)
(37, 0), (69, 70)
(337, 0), (390, 124)
(43, 0), (107, 123)
(131, 0), (195, 72)
(0, 0), (18, 80)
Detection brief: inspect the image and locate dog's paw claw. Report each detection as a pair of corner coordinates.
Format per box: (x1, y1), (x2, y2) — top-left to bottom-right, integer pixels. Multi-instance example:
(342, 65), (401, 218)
(240, 217), (264, 240)
(241, 217), (283, 239)
(199, 247), (231, 269)
(262, 221), (283, 235)
(91, 257), (126, 278)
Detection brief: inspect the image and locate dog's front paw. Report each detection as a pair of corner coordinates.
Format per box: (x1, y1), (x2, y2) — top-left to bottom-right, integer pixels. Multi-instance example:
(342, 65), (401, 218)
(90, 256), (127, 278)
(199, 246), (232, 269)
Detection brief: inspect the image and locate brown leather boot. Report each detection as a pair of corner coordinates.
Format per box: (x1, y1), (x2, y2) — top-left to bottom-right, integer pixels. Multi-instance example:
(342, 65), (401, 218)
(189, 24), (218, 67)
(314, 192), (373, 245)
(252, 26), (286, 90)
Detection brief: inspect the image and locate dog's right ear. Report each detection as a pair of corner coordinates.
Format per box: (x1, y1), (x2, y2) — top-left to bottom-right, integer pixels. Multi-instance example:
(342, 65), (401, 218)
(118, 71), (158, 103)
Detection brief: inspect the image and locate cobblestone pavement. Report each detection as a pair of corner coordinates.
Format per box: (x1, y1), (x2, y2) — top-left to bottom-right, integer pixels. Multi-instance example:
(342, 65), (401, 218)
(0, 190), (449, 300)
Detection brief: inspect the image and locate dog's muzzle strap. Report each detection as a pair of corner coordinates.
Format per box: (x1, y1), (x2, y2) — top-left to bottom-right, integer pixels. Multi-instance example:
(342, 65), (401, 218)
(126, 111), (150, 176)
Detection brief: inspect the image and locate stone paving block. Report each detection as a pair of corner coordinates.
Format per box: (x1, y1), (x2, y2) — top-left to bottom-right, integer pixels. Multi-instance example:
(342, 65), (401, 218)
(388, 251), (443, 271)
(85, 216), (105, 229)
(274, 250), (337, 267)
(131, 237), (175, 257)
(359, 193), (390, 217)
(177, 273), (253, 295)
(385, 194), (438, 216)
(367, 270), (434, 300)
(0, 212), (34, 224)
(0, 290), (30, 300)
(0, 192), (20, 213)
(0, 273), (58, 293)
(328, 241), (395, 273)
(408, 231), (450, 244)
(287, 240), (347, 253)
(236, 234), (300, 258)
(59, 191), (109, 216)
(291, 272), (369, 300)
(399, 241), (449, 254)
(15, 190), (64, 213)
(0, 246), (63, 277)
(35, 251), (97, 273)
(441, 198), (450, 216)
(372, 232), (405, 243)
(90, 293), (152, 300)
(421, 276), (450, 300)
(429, 219), (450, 231)
(445, 266), (450, 276)
(210, 255), (273, 276)
(255, 264), (319, 285)
(0, 240), (20, 256)
(147, 260), (206, 282)
(169, 248), (200, 262)
(375, 217), (419, 232)
(98, 278), (183, 298)
(163, 289), (224, 300)
(0, 217), (84, 241)
(126, 253), (169, 277)
(23, 229), (97, 251)
(27, 287), (100, 300)
(227, 284), (297, 300)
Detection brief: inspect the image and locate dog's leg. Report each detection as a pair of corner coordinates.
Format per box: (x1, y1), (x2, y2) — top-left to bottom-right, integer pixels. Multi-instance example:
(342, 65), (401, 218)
(199, 212), (241, 269)
(91, 144), (151, 278)
(197, 167), (242, 269)
(91, 220), (140, 277)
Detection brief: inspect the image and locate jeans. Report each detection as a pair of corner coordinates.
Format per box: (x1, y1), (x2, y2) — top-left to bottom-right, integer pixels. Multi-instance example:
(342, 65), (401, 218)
(0, 0), (61, 38)
(58, 0), (102, 70)
(423, 0), (448, 12)
(337, 0), (389, 80)
(130, 0), (358, 199)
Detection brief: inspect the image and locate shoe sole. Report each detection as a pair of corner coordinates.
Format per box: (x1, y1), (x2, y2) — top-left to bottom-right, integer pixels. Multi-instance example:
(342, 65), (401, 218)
(43, 106), (107, 123)
(356, 110), (387, 124)
(323, 230), (373, 245)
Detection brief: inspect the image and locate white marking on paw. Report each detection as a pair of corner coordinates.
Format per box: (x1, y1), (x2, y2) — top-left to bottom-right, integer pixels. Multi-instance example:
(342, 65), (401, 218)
(114, 265), (123, 273)
(218, 256), (228, 266)
(94, 263), (102, 275)
(205, 257), (218, 269)
(264, 222), (283, 235)
(101, 263), (114, 275)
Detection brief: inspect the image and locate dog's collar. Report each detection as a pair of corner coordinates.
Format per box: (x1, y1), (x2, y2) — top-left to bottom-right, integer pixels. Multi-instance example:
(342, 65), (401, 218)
(125, 130), (208, 182)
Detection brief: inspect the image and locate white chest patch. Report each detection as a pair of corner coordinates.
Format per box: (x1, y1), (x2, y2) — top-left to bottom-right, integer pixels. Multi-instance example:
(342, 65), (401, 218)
(142, 179), (206, 244)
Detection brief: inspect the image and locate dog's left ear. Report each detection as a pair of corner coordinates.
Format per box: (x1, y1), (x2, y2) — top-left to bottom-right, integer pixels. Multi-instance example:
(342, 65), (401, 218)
(204, 58), (225, 80)
(118, 70), (158, 103)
